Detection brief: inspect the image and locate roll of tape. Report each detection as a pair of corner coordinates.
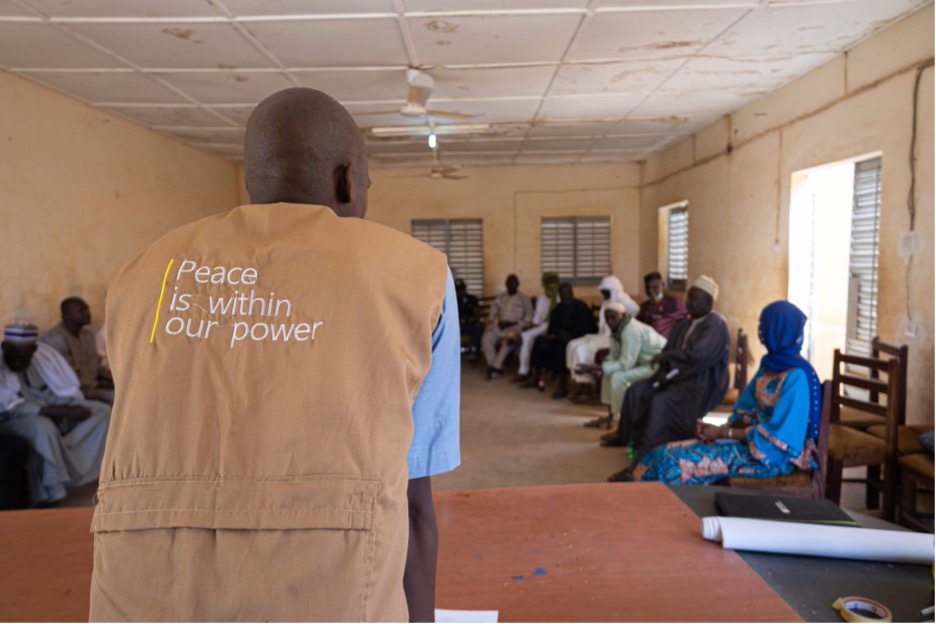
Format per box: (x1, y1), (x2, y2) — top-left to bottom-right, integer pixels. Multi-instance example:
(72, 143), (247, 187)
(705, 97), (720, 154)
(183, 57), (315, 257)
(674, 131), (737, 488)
(833, 597), (893, 623)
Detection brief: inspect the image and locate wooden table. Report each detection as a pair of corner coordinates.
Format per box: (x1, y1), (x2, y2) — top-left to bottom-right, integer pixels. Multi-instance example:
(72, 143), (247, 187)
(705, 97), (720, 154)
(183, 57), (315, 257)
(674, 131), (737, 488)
(0, 483), (926, 622)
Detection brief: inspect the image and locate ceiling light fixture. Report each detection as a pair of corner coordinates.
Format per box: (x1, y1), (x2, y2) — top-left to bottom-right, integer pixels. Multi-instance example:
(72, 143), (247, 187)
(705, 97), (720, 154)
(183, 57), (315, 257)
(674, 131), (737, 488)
(368, 123), (493, 137)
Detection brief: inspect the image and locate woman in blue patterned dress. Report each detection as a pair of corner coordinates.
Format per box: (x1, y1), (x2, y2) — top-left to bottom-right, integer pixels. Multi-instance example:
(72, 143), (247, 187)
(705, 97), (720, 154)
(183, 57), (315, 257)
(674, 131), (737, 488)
(631, 300), (822, 485)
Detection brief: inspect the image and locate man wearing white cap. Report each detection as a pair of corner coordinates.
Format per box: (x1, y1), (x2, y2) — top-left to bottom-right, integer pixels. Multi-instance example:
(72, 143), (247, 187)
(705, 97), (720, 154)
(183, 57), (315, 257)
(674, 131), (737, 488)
(576, 302), (667, 428)
(0, 322), (110, 505)
(602, 276), (729, 481)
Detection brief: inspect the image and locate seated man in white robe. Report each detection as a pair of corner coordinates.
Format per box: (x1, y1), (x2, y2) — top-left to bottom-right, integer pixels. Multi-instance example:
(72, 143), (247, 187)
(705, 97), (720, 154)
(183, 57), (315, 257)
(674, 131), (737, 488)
(513, 271), (559, 384)
(0, 323), (110, 506)
(566, 275), (639, 400)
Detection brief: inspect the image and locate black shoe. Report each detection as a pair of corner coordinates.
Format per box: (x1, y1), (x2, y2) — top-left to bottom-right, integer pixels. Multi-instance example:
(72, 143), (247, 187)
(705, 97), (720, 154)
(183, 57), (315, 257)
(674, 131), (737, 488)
(608, 467), (633, 482)
(485, 367), (504, 380)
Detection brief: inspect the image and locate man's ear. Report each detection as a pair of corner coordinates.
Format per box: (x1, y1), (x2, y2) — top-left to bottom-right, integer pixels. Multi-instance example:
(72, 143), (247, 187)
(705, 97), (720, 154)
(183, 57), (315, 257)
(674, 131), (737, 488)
(334, 163), (352, 205)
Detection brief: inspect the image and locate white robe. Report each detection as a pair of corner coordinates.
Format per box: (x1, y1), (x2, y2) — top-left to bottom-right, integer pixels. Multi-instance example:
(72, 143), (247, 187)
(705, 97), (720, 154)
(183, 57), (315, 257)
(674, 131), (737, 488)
(567, 277), (639, 384)
(0, 350), (109, 505)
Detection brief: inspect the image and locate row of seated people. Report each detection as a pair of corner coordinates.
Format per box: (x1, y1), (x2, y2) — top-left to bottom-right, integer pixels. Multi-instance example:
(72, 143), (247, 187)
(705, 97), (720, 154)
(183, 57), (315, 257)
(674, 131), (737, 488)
(0, 297), (113, 508)
(463, 272), (823, 488)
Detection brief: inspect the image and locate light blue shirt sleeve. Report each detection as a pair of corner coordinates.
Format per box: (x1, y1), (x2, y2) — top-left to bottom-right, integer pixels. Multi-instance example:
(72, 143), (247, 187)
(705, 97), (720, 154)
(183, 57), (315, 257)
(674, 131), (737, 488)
(408, 267), (461, 479)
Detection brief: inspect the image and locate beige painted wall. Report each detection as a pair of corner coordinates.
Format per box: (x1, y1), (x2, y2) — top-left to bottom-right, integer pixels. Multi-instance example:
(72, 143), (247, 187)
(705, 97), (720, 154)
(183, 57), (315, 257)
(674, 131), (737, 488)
(0, 70), (240, 331)
(639, 5), (935, 425)
(365, 164), (643, 302)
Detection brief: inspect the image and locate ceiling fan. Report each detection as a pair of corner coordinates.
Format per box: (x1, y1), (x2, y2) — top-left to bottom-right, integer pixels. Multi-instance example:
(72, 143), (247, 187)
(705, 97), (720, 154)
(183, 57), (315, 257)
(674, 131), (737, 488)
(395, 147), (468, 181)
(359, 69), (481, 121)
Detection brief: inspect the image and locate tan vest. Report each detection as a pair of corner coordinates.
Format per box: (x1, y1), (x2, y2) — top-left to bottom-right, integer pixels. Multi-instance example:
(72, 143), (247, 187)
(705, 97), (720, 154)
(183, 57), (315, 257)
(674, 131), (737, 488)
(90, 203), (448, 622)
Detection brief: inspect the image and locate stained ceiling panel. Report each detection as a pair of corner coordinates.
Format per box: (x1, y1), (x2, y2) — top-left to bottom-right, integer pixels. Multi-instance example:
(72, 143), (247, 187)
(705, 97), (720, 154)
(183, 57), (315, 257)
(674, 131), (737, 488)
(408, 14), (582, 65)
(25, 0), (224, 18)
(568, 8), (747, 62)
(217, 0), (395, 16)
(66, 22), (273, 68)
(551, 59), (682, 95)
(20, 71), (186, 103)
(242, 18), (409, 67)
(0, 0), (925, 165)
(0, 23), (124, 68)
(155, 70), (296, 103)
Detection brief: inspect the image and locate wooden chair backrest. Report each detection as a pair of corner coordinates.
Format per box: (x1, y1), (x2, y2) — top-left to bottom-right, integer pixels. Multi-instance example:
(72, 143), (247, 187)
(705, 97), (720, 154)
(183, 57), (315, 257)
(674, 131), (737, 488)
(734, 329), (749, 391)
(831, 349), (902, 458)
(816, 380), (833, 489)
(870, 337), (908, 426)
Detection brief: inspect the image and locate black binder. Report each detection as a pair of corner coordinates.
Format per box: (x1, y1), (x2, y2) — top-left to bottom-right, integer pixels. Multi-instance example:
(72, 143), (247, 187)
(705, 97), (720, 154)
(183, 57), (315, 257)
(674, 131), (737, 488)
(715, 492), (860, 526)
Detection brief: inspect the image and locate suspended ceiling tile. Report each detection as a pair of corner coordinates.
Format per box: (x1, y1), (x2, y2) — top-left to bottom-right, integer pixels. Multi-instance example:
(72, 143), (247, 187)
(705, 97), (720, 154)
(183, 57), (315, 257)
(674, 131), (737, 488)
(514, 152), (581, 165)
(242, 18), (408, 67)
(366, 141), (434, 154)
(154, 70), (294, 103)
(104, 104), (236, 126)
(159, 126), (245, 142)
(597, 0), (759, 7)
(66, 22), (273, 68)
(671, 53), (834, 92)
(424, 96), (542, 123)
(708, 0), (928, 58)
(538, 92), (645, 120)
(551, 59), (683, 95)
(528, 120), (621, 137)
(591, 134), (670, 150)
(18, 71), (186, 103)
(523, 137), (596, 151)
(428, 66), (555, 99)
(630, 87), (752, 117)
(408, 14), (581, 65)
(613, 115), (711, 134)
(203, 104), (256, 124)
(25, 0), (224, 18)
(0, 23), (124, 68)
(405, 0), (588, 11)
(293, 68), (408, 101)
(0, 0), (41, 17)
(218, 0), (395, 16)
(440, 138), (525, 152)
(567, 7), (747, 61)
(346, 100), (429, 128)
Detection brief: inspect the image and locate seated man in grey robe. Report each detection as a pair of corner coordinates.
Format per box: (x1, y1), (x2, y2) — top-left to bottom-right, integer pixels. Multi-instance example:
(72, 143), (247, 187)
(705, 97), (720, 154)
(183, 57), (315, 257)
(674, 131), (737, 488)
(41, 297), (114, 404)
(601, 276), (730, 482)
(0, 323), (110, 506)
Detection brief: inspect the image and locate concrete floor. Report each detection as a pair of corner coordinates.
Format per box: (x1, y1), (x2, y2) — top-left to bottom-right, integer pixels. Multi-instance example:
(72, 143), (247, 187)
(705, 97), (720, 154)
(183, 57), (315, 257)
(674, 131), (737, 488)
(63, 363), (924, 520)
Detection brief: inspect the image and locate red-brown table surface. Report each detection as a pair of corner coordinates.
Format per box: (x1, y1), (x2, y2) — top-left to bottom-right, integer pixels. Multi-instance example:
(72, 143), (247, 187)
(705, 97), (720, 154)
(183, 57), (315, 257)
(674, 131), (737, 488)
(0, 482), (800, 622)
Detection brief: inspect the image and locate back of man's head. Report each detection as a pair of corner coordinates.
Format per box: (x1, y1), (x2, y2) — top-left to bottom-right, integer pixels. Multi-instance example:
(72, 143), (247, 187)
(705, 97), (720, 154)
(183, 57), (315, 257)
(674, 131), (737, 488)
(244, 88), (369, 217)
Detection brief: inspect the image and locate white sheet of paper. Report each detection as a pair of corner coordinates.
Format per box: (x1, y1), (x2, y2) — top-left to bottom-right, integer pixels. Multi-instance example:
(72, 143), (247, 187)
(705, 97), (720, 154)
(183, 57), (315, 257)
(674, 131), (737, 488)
(434, 608), (499, 623)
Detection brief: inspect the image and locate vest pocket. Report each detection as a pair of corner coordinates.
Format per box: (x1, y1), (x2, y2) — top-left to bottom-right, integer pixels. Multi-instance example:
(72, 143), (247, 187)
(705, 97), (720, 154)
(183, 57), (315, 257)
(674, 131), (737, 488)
(91, 474), (381, 532)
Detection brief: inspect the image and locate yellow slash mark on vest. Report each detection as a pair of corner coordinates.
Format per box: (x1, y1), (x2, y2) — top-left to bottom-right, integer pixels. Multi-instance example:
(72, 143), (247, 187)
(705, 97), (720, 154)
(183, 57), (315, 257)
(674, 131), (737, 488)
(149, 258), (175, 344)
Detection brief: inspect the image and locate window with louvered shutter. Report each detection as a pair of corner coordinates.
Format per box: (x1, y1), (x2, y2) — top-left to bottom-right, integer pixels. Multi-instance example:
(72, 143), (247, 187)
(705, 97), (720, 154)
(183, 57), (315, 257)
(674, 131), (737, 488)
(540, 216), (611, 285)
(411, 219), (484, 296)
(667, 204), (689, 291)
(845, 157), (881, 357)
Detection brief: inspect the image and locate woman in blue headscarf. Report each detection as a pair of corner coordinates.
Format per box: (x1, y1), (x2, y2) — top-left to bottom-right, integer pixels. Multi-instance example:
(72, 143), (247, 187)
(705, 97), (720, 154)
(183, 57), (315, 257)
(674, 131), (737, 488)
(630, 300), (822, 484)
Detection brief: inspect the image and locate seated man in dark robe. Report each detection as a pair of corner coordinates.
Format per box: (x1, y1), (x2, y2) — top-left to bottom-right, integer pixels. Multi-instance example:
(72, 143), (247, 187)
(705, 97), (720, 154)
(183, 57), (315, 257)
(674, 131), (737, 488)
(636, 272), (688, 339)
(602, 275), (730, 481)
(455, 279), (483, 363)
(523, 283), (598, 399)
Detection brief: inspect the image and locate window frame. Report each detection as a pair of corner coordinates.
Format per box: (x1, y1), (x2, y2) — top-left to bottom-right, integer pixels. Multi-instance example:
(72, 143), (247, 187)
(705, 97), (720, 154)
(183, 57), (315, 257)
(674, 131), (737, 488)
(539, 215), (612, 286)
(411, 218), (485, 297)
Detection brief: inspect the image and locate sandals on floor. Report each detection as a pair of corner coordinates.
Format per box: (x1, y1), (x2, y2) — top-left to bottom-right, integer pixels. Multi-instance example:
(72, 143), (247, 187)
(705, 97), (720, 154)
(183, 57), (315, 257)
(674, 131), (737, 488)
(583, 415), (612, 428)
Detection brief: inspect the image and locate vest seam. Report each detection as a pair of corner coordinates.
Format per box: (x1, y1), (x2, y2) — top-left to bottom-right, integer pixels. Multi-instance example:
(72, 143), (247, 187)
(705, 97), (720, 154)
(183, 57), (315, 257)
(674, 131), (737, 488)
(98, 475), (382, 488)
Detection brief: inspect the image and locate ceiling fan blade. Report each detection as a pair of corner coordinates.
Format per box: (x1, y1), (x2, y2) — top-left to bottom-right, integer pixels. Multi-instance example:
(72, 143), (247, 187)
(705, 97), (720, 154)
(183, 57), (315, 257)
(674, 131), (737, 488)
(426, 109), (483, 120)
(356, 109), (408, 116)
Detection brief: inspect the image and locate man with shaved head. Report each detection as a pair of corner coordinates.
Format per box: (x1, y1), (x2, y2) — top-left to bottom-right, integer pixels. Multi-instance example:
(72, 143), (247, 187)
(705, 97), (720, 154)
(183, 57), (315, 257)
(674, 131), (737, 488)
(91, 88), (461, 622)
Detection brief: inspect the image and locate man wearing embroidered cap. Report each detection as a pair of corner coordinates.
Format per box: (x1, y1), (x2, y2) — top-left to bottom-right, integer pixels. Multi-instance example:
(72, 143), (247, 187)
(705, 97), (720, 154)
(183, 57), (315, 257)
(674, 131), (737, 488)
(602, 275), (730, 481)
(0, 322), (110, 506)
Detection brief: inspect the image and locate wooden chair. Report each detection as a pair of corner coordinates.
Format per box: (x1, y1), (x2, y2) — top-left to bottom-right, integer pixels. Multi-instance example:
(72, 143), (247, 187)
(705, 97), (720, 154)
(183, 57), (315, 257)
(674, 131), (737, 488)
(838, 337), (906, 431)
(896, 452), (934, 532)
(713, 329), (748, 413)
(722, 380), (831, 498)
(825, 350), (900, 520)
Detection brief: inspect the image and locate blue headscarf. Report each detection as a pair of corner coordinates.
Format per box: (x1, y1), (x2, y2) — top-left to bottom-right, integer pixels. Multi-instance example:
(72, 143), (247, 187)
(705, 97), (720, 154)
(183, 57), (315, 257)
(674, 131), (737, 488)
(758, 301), (822, 441)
